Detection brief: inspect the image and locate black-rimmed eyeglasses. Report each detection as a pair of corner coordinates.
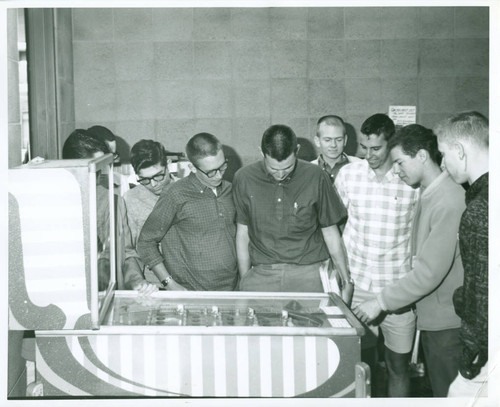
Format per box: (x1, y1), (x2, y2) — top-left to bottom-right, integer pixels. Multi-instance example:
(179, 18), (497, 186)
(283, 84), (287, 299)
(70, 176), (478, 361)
(137, 171), (166, 186)
(194, 160), (228, 178)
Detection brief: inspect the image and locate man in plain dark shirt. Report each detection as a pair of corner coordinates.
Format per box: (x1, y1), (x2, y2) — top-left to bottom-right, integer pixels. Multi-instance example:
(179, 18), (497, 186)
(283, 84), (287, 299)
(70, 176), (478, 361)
(233, 124), (353, 302)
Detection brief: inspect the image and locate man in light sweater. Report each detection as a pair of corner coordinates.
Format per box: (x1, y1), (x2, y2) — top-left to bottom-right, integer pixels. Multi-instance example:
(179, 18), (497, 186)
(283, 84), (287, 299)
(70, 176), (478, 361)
(353, 124), (465, 397)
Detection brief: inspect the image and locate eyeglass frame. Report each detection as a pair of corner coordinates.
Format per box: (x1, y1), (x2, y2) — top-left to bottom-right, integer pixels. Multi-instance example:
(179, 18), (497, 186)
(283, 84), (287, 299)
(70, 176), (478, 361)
(136, 170), (167, 186)
(194, 159), (228, 178)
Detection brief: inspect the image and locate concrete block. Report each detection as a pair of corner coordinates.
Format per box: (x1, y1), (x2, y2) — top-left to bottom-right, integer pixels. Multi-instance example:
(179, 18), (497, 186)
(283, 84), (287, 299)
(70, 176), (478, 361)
(231, 117), (270, 158)
(153, 8), (193, 41)
(345, 78), (384, 114)
(194, 42), (232, 79)
(308, 40), (345, 78)
(153, 42), (193, 80)
(154, 80), (194, 119)
(381, 78), (418, 108)
(380, 7), (419, 39)
(156, 119), (196, 152)
(418, 7), (454, 38)
(345, 8), (381, 39)
(234, 80), (271, 117)
(454, 38), (489, 76)
(232, 41), (271, 79)
(114, 8), (153, 42)
(114, 42), (154, 81)
(380, 39), (419, 78)
(115, 81), (154, 121)
(271, 79), (308, 116)
(420, 113), (455, 130)
(194, 118), (233, 146)
(194, 8), (232, 40)
(231, 9), (270, 40)
(419, 39), (454, 77)
(270, 8), (307, 40)
(73, 8), (113, 41)
(418, 77), (455, 113)
(455, 7), (489, 38)
(194, 80), (232, 118)
(73, 42), (115, 84)
(454, 77), (489, 113)
(74, 81), (116, 122)
(345, 40), (381, 78)
(271, 40), (307, 78)
(308, 8), (344, 39)
(270, 116), (310, 141)
(114, 120), (156, 153)
(308, 79), (346, 117)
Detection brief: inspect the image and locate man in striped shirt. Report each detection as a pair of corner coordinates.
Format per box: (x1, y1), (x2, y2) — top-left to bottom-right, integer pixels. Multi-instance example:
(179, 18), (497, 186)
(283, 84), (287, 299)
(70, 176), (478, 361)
(334, 114), (419, 397)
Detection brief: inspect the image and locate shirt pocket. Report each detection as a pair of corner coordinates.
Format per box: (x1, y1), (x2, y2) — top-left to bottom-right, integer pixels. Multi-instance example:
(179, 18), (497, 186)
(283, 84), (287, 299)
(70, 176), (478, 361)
(287, 201), (316, 235)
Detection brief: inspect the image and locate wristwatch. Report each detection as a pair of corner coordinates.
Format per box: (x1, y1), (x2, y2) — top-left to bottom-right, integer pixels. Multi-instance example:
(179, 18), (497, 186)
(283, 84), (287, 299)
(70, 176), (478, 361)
(161, 275), (173, 288)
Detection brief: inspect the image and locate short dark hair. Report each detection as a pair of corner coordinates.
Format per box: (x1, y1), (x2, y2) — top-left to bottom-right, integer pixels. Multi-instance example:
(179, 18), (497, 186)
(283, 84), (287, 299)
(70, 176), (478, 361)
(261, 124), (297, 161)
(361, 113), (395, 141)
(130, 139), (168, 173)
(185, 133), (222, 165)
(316, 115), (346, 136)
(434, 111), (489, 150)
(62, 129), (110, 159)
(388, 124), (442, 165)
(87, 125), (116, 143)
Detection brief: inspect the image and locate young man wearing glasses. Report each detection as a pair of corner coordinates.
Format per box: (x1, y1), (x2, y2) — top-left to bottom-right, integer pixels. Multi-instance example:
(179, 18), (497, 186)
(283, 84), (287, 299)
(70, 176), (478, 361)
(122, 139), (177, 294)
(137, 133), (238, 291)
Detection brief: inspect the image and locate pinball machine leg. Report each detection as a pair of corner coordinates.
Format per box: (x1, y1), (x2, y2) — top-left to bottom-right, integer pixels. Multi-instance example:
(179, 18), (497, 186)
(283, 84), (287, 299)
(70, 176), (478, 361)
(355, 362), (371, 398)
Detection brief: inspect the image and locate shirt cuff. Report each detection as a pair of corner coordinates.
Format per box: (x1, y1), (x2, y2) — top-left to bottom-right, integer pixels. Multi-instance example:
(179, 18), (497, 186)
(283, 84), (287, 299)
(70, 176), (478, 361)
(376, 293), (388, 311)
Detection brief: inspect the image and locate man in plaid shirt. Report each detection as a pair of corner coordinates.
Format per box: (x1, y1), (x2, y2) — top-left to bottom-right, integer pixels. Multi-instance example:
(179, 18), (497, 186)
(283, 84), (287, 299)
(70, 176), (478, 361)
(335, 114), (419, 397)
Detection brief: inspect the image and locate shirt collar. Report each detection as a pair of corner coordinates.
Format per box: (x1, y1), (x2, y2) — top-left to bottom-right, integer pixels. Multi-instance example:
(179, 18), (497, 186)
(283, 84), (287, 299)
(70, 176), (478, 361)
(317, 153), (348, 174)
(187, 172), (227, 195)
(261, 158), (298, 184)
(364, 159), (397, 183)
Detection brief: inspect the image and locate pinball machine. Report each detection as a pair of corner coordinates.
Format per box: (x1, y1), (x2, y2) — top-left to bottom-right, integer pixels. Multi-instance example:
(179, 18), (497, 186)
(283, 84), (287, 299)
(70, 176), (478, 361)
(8, 155), (370, 398)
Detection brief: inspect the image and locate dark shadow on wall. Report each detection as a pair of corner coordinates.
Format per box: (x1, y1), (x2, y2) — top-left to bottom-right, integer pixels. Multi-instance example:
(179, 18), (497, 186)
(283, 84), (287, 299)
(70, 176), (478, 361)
(344, 122), (360, 157)
(222, 144), (243, 183)
(297, 137), (316, 162)
(115, 136), (131, 164)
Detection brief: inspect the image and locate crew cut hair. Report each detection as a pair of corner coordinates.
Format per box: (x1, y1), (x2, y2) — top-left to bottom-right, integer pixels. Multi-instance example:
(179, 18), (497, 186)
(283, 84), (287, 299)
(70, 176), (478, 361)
(316, 115), (346, 136)
(261, 124), (297, 161)
(130, 139), (168, 173)
(434, 111), (489, 150)
(185, 132), (222, 165)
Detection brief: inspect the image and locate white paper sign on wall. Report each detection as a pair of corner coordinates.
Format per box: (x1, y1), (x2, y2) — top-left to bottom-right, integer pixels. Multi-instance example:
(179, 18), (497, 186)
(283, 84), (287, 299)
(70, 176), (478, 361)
(388, 106), (417, 127)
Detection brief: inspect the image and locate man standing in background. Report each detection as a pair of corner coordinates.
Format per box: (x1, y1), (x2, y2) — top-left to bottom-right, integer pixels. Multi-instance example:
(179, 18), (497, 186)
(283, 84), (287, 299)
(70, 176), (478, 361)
(335, 114), (419, 397)
(123, 139), (177, 293)
(311, 115), (360, 183)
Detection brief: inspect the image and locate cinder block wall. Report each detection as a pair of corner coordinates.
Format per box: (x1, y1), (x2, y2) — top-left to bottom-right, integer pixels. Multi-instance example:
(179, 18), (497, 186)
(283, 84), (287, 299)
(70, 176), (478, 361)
(72, 7), (489, 166)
